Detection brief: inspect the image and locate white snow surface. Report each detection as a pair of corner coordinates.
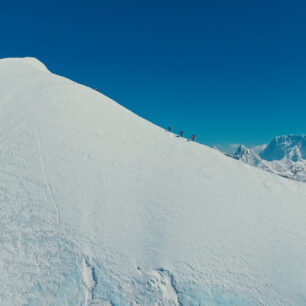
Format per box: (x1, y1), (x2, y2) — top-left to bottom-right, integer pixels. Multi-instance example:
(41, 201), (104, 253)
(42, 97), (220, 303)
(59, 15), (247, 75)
(0, 58), (306, 305)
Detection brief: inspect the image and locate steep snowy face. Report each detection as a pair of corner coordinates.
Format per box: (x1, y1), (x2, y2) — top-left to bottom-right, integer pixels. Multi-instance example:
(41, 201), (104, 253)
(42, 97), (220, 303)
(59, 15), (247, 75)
(1, 58), (306, 305)
(260, 135), (306, 161)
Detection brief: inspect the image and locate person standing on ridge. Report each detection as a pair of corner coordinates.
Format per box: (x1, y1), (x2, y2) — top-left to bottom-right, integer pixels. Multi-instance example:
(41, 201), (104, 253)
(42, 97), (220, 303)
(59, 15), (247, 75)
(168, 126), (172, 132)
(179, 131), (183, 137)
(191, 134), (195, 141)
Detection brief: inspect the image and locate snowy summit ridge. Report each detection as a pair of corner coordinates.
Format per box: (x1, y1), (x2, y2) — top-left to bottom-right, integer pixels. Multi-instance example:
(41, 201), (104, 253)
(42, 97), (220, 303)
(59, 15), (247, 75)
(0, 57), (49, 72)
(0, 57), (306, 305)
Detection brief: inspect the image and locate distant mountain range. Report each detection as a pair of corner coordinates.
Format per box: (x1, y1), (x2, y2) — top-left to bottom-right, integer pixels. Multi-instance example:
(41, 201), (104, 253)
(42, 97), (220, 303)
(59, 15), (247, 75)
(227, 135), (306, 182)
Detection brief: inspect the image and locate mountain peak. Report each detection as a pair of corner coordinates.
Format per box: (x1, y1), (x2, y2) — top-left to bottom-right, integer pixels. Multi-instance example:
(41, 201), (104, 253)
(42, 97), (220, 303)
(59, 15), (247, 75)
(232, 144), (263, 166)
(0, 57), (49, 72)
(235, 144), (247, 154)
(260, 134), (306, 161)
(228, 136), (306, 182)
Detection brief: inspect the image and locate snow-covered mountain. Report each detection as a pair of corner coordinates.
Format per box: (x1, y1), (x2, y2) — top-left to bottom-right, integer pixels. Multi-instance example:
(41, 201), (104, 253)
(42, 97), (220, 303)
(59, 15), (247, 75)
(1, 57), (306, 305)
(260, 135), (306, 161)
(231, 145), (262, 165)
(231, 136), (306, 182)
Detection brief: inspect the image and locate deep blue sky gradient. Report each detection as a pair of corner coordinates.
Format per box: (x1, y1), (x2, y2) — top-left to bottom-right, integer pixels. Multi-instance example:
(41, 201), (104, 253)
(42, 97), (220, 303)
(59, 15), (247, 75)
(1, 0), (306, 151)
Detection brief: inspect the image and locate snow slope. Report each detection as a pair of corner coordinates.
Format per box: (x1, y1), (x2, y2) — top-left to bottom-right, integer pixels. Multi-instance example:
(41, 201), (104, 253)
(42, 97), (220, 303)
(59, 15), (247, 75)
(0, 57), (306, 305)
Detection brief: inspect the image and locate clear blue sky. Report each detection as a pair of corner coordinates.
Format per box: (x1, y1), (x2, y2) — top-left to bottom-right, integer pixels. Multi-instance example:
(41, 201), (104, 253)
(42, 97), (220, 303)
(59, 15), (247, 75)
(1, 0), (306, 151)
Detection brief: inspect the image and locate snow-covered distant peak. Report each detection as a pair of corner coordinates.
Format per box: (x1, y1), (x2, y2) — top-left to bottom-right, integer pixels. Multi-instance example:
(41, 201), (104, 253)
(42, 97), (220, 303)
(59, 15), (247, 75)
(227, 137), (306, 182)
(234, 144), (248, 155)
(0, 57), (49, 72)
(260, 134), (306, 161)
(232, 145), (263, 166)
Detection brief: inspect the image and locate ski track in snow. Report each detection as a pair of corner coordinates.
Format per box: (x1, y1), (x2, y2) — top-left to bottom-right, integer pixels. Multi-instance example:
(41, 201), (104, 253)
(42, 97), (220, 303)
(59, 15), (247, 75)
(36, 128), (61, 228)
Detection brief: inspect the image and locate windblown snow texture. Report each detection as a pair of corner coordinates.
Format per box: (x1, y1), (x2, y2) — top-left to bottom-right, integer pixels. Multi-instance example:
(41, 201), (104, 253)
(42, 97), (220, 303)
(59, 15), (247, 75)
(0, 58), (306, 305)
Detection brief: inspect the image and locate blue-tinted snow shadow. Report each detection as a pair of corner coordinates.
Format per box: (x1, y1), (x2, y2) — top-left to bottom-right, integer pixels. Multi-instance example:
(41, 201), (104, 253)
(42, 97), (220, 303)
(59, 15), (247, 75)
(176, 283), (258, 306)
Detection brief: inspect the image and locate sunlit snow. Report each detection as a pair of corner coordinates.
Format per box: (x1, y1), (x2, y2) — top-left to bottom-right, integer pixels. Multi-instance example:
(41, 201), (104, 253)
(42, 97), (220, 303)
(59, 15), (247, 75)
(0, 58), (306, 305)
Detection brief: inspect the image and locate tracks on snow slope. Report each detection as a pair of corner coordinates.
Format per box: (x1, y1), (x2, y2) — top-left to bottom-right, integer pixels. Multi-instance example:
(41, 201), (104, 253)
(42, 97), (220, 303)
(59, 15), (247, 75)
(36, 128), (61, 229)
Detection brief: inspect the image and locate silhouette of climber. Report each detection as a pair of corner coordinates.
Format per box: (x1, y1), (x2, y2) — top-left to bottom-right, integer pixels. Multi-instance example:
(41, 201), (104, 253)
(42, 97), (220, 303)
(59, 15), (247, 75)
(168, 126), (172, 132)
(179, 131), (183, 137)
(191, 134), (195, 141)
